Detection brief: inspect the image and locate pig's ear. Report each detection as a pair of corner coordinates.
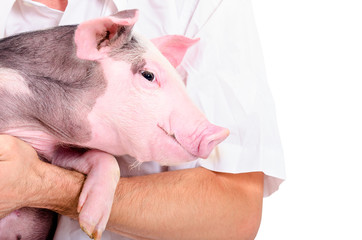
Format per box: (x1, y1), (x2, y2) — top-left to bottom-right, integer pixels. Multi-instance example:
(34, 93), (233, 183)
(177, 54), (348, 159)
(151, 35), (199, 68)
(74, 9), (139, 60)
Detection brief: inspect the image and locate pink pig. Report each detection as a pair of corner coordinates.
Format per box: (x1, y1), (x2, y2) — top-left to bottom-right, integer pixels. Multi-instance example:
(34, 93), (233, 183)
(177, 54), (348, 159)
(0, 9), (229, 240)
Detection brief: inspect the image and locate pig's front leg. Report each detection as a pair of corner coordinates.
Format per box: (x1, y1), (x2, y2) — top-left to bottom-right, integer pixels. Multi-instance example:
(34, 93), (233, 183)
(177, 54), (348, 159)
(52, 149), (120, 240)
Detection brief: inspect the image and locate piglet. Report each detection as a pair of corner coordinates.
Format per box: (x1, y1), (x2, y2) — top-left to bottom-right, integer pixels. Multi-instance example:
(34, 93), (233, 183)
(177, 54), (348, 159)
(0, 9), (229, 239)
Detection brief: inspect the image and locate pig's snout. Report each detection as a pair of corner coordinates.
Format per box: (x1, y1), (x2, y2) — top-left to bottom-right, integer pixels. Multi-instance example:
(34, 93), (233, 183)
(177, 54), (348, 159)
(158, 121), (229, 161)
(196, 125), (229, 159)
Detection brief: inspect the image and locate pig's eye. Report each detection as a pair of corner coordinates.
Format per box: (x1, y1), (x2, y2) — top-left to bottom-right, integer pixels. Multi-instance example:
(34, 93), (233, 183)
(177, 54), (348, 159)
(141, 70), (155, 82)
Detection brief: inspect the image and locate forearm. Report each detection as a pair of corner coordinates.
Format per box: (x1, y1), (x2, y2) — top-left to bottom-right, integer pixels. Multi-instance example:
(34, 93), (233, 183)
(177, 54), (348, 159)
(33, 164), (262, 240)
(26, 163), (263, 240)
(26, 161), (85, 219)
(107, 168), (263, 240)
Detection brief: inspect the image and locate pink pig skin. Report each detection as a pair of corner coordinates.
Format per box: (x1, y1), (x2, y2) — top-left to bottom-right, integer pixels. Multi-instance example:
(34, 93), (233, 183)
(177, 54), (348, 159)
(0, 9), (229, 240)
(77, 13), (230, 164)
(85, 50), (229, 164)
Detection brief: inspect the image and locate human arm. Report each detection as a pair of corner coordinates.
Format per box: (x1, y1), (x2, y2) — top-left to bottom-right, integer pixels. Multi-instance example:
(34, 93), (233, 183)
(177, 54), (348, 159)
(0, 134), (84, 220)
(0, 135), (263, 240)
(107, 168), (263, 240)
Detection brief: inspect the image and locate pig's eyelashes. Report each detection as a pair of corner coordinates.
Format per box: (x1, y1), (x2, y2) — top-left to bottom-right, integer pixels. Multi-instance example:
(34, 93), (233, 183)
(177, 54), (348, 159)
(140, 70), (155, 82)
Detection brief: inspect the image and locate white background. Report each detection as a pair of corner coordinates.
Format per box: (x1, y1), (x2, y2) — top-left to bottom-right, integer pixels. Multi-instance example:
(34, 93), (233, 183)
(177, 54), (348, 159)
(252, 0), (362, 239)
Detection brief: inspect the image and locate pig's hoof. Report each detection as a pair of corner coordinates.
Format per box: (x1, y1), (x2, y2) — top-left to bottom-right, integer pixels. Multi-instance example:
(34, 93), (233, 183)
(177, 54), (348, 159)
(77, 183), (115, 240)
(77, 176), (118, 240)
(80, 223), (103, 240)
(79, 208), (106, 240)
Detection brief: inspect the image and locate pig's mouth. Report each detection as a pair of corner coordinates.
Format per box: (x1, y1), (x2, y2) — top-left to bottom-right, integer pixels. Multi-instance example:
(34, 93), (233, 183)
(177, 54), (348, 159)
(157, 124), (197, 158)
(157, 124), (180, 144)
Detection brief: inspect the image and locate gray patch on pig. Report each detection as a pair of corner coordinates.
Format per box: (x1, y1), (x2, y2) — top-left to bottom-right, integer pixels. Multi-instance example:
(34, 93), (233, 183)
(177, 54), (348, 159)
(131, 58), (147, 75)
(0, 25), (147, 143)
(0, 26), (106, 143)
(109, 36), (146, 74)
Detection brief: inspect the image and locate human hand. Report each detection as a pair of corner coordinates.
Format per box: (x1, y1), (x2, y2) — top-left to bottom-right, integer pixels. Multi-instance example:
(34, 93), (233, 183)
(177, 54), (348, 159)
(0, 135), (45, 218)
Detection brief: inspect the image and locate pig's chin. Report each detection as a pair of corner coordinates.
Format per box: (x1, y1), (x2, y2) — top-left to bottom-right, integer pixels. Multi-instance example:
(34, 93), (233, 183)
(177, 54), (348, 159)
(136, 145), (197, 165)
(134, 129), (198, 164)
(150, 126), (198, 165)
(152, 145), (197, 165)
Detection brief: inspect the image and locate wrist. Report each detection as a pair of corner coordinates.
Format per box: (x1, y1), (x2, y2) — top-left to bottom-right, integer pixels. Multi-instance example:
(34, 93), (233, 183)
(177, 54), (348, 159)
(27, 161), (85, 219)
